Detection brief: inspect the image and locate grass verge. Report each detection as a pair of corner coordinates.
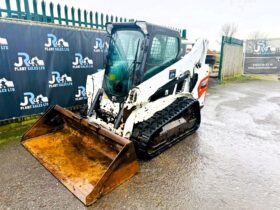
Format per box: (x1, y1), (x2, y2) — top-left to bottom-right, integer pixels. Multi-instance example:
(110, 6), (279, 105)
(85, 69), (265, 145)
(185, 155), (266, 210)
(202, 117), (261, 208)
(0, 105), (83, 145)
(0, 117), (38, 145)
(220, 74), (278, 84)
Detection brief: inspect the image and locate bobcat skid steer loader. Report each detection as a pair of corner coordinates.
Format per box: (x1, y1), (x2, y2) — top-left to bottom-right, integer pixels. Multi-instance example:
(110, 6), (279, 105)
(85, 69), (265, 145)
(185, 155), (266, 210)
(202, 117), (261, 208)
(21, 21), (209, 205)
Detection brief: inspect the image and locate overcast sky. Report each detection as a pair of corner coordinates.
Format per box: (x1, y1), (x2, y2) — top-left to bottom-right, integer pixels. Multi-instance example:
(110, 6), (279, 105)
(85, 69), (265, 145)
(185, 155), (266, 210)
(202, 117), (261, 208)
(3, 0), (280, 50)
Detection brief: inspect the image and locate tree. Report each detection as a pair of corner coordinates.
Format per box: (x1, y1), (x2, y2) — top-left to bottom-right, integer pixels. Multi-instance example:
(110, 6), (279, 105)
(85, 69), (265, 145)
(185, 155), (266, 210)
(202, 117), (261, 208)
(247, 31), (268, 54)
(248, 31), (267, 40)
(220, 23), (238, 38)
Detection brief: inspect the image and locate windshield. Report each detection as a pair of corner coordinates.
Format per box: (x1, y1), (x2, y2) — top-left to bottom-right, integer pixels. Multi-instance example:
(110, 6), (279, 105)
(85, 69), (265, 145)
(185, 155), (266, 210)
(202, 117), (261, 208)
(104, 30), (144, 101)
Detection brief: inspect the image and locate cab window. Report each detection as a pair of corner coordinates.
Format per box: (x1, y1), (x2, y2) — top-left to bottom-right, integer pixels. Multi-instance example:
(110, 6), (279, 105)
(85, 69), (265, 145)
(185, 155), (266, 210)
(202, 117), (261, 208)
(144, 34), (179, 80)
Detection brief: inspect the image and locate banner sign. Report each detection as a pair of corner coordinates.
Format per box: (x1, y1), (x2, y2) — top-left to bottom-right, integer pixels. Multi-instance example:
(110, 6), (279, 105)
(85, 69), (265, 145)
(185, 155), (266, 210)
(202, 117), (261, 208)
(244, 39), (280, 74)
(0, 20), (107, 121)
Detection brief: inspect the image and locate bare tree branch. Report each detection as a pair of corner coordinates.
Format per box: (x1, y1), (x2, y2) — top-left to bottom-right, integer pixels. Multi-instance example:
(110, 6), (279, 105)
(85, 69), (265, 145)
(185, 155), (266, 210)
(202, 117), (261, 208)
(220, 23), (238, 38)
(248, 31), (267, 40)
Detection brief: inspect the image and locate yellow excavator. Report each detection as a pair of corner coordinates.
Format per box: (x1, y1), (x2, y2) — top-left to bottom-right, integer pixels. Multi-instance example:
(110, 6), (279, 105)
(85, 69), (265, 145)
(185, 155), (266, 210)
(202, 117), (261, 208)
(21, 21), (209, 205)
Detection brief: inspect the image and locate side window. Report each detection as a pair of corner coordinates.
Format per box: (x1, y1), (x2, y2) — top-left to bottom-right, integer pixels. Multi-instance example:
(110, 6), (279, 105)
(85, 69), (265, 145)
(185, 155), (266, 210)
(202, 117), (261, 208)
(148, 37), (162, 61)
(144, 34), (179, 80)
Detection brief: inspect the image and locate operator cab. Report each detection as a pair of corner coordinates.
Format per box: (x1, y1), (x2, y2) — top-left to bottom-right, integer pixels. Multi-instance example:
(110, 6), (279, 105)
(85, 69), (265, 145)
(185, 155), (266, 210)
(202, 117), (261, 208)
(104, 21), (182, 102)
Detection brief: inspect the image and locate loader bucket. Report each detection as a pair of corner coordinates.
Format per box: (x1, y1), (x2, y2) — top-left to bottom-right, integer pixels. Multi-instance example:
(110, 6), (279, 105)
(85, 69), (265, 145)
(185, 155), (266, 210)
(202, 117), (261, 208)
(21, 105), (139, 206)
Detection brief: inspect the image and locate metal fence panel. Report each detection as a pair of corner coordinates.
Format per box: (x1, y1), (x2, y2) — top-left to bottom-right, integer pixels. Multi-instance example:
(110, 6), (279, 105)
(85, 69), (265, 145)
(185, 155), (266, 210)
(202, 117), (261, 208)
(218, 36), (244, 80)
(0, 0), (188, 37)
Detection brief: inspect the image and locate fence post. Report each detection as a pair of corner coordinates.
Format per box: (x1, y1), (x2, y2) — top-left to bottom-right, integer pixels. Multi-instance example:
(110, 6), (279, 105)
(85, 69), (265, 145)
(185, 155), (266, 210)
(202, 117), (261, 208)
(57, 3), (62, 24)
(41, 0), (47, 22)
(49, 2), (54, 22)
(182, 29), (187, 39)
(33, 0), (38, 21)
(101, 13), (104, 29)
(89, 11), (93, 28)
(84, 10), (88, 27)
(95, 12), (99, 29)
(71, 7), (75, 26)
(5, 0), (12, 18)
(0, 1), (132, 31)
(105, 14), (109, 24)
(218, 36), (225, 80)
(78, 8), (81, 26)
(24, 0), (31, 20)
(64, 5), (69, 25)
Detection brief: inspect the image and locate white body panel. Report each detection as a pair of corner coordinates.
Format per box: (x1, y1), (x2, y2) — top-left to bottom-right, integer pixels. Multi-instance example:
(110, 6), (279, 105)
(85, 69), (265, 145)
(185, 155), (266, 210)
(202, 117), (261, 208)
(86, 38), (209, 137)
(192, 64), (210, 107)
(86, 69), (105, 109)
(135, 38), (208, 104)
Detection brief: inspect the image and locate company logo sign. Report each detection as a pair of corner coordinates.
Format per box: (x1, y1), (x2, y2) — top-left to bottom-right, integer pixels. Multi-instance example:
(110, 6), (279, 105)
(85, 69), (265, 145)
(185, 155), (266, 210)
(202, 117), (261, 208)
(93, 38), (108, 53)
(14, 52), (45, 71)
(0, 37), (8, 50)
(45, 34), (70, 52)
(75, 86), (87, 101)
(253, 40), (280, 55)
(72, 53), (93, 69)
(20, 92), (49, 110)
(49, 71), (73, 88)
(0, 78), (15, 93)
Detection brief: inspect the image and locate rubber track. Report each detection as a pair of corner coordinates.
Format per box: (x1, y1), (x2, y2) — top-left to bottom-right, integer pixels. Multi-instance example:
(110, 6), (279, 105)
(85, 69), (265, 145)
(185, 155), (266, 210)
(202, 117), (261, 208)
(131, 97), (201, 159)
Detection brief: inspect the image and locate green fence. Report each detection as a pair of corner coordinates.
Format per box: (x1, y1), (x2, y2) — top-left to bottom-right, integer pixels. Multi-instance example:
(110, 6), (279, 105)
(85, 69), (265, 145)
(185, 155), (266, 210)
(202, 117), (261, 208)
(218, 36), (244, 80)
(0, 0), (187, 38)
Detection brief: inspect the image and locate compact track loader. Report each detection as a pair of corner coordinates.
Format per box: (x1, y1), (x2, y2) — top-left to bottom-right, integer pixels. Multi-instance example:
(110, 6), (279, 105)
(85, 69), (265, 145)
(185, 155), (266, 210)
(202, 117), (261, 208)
(22, 21), (209, 205)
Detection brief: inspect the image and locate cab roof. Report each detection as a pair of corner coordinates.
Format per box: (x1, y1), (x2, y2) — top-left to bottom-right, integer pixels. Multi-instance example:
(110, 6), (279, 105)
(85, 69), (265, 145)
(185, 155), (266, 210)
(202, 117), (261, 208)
(106, 21), (181, 39)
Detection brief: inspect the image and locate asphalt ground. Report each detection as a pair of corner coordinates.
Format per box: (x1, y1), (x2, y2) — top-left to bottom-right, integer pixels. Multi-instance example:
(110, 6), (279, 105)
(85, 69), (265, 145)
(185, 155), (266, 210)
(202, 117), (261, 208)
(0, 79), (280, 209)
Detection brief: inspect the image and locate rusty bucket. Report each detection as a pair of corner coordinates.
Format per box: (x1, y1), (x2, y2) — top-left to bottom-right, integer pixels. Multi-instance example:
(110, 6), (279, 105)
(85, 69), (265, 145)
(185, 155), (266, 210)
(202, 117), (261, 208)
(21, 105), (139, 206)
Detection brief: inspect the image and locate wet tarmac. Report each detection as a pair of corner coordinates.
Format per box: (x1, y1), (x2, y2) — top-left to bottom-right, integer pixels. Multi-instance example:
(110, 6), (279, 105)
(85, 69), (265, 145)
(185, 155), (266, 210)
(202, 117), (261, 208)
(0, 80), (280, 209)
